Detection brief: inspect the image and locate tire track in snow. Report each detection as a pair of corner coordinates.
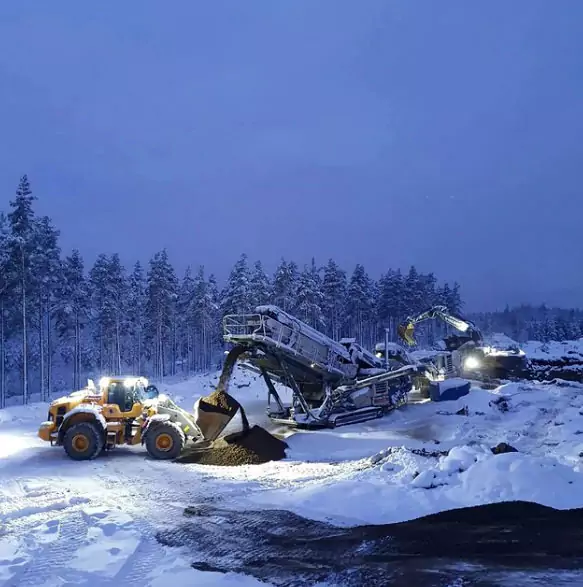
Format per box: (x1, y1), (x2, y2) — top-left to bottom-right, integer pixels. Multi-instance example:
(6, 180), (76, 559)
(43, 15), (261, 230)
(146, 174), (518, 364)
(86, 462), (203, 585)
(2, 507), (90, 586)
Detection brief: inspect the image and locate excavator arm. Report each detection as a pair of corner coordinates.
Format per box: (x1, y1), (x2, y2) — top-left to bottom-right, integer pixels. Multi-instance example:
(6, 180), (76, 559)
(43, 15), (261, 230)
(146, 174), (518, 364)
(398, 305), (482, 346)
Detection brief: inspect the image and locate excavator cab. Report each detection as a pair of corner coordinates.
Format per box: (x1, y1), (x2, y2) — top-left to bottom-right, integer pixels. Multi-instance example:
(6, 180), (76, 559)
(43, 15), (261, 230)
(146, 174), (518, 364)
(398, 322), (417, 346)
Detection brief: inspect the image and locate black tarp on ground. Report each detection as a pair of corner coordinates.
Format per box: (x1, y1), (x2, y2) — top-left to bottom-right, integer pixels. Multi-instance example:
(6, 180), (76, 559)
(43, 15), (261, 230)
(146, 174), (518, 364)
(156, 500), (583, 586)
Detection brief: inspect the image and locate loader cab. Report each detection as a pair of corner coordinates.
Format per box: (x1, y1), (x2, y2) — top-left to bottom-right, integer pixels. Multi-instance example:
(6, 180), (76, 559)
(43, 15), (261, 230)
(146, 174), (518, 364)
(100, 376), (154, 414)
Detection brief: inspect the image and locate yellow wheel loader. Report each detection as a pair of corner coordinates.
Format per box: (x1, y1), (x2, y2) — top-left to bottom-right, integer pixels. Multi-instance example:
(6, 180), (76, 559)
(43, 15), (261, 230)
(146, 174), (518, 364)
(38, 370), (247, 462)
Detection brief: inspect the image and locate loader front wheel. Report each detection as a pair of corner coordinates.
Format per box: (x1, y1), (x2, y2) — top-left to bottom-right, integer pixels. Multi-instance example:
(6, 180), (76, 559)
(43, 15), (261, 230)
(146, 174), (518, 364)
(63, 422), (103, 461)
(145, 422), (185, 460)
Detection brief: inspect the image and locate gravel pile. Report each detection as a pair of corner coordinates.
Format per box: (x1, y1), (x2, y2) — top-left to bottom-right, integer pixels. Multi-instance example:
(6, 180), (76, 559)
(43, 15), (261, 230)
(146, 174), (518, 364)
(175, 425), (288, 466)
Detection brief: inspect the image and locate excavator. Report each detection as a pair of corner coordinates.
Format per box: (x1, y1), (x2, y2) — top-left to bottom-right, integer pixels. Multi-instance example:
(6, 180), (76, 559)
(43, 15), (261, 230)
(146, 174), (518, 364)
(397, 305), (531, 380)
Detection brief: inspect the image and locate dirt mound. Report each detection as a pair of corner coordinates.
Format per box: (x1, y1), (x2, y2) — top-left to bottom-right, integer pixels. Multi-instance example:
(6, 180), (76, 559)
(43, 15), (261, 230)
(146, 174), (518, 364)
(175, 425), (288, 466)
(157, 501), (583, 586)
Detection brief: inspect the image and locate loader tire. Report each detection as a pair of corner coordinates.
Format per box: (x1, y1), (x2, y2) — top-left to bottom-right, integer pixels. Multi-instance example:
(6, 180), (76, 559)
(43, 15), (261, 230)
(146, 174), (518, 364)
(145, 421), (185, 460)
(63, 421), (103, 461)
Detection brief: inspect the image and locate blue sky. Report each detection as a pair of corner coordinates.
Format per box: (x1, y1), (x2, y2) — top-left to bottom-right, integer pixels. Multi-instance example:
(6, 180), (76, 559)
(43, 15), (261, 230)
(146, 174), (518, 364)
(1, 0), (582, 310)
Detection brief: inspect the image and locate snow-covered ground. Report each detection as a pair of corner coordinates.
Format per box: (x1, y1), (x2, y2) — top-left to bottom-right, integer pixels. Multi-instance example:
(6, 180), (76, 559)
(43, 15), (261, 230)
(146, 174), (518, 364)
(3, 368), (583, 585)
(523, 338), (583, 362)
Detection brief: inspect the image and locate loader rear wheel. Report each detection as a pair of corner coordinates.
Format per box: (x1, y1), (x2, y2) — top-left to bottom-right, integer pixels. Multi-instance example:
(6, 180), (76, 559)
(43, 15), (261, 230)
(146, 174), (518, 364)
(63, 422), (103, 461)
(145, 422), (185, 460)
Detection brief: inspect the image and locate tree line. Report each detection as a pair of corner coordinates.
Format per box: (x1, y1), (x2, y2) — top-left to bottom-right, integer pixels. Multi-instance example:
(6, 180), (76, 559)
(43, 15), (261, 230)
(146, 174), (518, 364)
(470, 305), (583, 343)
(0, 176), (464, 405)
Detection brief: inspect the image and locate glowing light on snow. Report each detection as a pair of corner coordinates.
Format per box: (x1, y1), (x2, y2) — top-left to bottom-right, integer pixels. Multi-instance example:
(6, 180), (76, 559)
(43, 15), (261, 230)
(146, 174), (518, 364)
(464, 355), (481, 370)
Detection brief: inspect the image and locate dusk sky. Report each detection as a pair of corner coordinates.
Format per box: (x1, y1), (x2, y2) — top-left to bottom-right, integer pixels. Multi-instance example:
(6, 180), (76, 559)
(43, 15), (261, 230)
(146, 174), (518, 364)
(1, 1), (582, 311)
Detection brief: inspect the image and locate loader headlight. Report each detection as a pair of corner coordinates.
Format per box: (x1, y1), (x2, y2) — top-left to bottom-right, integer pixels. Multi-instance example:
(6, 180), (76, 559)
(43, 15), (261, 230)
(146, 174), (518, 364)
(464, 356), (481, 370)
(99, 376), (111, 388)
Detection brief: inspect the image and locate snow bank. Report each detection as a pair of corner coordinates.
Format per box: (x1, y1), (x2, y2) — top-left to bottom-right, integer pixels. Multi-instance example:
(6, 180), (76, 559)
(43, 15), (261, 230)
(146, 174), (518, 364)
(524, 338), (583, 362)
(523, 339), (583, 382)
(240, 443), (583, 526)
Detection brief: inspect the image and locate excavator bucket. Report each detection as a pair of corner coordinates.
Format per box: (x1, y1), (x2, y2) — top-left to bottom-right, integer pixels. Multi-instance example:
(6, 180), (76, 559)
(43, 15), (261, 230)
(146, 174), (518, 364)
(397, 323), (417, 346)
(192, 344), (250, 442)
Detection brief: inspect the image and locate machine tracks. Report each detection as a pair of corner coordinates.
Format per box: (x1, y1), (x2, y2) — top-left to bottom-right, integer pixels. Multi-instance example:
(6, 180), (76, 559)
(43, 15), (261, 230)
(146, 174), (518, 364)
(0, 463), (206, 587)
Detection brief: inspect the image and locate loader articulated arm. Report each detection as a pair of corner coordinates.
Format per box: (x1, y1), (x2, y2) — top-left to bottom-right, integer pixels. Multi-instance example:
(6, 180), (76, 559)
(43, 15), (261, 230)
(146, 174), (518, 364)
(397, 305), (482, 346)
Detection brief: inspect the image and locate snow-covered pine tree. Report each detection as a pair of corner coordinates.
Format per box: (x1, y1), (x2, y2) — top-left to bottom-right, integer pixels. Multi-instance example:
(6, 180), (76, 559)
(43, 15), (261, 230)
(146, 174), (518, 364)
(554, 316), (570, 342)
(375, 269), (405, 341)
(566, 310), (582, 340)
(249, 260), (272, 309)
(322, 259), (347, 340)
(403, 266), (424, 318)
(206, 273), (222, 368)
(7, 175), (37, 403)
(32, 216), (61, 399)
(191, 266), (220, 371)
(369, 277), (380, 345)
(272, 259), (299, 314)
(89, 254), (111, 374)
(420, 272), (437, 307)
(345, 264), (375, 347)
(176, 266), (196, 375)
(127, 261), (146, 375)
(295, 258), (324, 329)
(108, 254), (127, 374)
(0, 213), (10, 408)
(56, 250), (90, 389)
(220, 253), (252, 316)
(402, 267), (439, 346)
(89, 254), (127, 375)
(448, 282), (463, 313)
(145, 249), (178, 379)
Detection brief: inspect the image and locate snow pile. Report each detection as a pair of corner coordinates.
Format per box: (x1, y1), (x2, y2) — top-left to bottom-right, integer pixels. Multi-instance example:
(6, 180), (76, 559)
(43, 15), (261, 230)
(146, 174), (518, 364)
(524, 339), (583, 382)
(482, 332), (522, 351)
(524, 338), (583, 362)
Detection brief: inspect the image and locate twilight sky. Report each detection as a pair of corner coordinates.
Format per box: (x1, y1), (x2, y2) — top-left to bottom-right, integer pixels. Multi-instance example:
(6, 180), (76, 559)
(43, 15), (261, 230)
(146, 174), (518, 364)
(1, 0), (582, 311)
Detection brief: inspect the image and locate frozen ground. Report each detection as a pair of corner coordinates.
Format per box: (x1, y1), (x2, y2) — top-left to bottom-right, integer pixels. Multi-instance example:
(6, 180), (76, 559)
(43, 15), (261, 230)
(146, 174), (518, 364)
(2, 368), (583, 585)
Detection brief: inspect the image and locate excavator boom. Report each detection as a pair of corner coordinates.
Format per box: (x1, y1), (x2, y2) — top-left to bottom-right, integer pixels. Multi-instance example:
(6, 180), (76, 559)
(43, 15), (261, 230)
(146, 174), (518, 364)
(398, 305), (482, 346)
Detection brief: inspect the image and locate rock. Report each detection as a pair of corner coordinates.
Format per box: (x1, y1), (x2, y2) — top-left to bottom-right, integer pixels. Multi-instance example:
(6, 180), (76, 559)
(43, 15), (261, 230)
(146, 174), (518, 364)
(491, 442), (518, 455)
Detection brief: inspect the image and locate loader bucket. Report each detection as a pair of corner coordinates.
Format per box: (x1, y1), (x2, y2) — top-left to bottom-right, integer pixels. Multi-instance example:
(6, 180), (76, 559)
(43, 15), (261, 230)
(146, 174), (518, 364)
(192, 344), (250, 442)
(193, 391), (249, 442)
